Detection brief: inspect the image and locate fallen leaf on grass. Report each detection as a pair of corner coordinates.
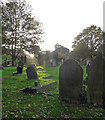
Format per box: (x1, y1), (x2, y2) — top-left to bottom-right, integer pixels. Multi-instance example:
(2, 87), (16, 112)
(6, 111), (10, 113)
(15, 115), (18, 118)
(94, 103), (97, 106)
(32, 115), (36, 118)
(31, 95), (33, 97)
(8, 102), (10, 104)
(5, 115), (8, 117)
(13, 109), (17, 112)
(33, 102), (37, 106)
(10, 112), (14, 115)
(28, 104), (31, 107)
(16, 103), (18, 105)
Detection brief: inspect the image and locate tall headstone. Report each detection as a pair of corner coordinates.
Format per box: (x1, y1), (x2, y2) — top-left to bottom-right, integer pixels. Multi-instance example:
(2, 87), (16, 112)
(38, 54), (43, 66)
(18, 60), (23, 69)
(45, 52), (58, 67)
(59, 59), (83, 104)
(17, 66), (23, 73)
(87, 53), (105, 107)
(45, 52), (53, 67)
(17, 60), (23, 73)
(12, 60), (23, 75)
(26, 65), (38, 79)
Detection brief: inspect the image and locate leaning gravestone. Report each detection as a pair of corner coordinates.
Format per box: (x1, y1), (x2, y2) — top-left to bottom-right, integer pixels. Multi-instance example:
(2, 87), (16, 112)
(38, 54), (44, 66)
(87, 53), (105, 107)
(59, 59), (83, 104)
(20, 82), (57, 93)
(17, 66), (23, 73)
(26, 65), (38, 79)
(18, 60), (23, 69)
(12, 60), (23, 76)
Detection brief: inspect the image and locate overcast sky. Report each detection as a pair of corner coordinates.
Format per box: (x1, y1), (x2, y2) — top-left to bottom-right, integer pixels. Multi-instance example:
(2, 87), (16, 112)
(26, 0), (104, 51)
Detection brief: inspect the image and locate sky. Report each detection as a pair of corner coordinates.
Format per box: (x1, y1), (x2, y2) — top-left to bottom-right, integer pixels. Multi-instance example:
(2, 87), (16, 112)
(9, 0), (105, 52)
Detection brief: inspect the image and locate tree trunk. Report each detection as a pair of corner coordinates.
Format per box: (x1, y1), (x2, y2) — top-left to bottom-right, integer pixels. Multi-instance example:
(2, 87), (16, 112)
(103, 44), (105, 109)
(12, 54), (15, 66)
(12, 51), (16, 66)
(12, 54), (14, 66)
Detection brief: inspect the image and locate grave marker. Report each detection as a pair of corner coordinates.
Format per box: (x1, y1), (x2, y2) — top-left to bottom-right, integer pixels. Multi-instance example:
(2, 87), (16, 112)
(87, 53), (105, 107)
(59, 59), (83, 104)
(20, 82), (57, 93)
(26, 65), (38, 79)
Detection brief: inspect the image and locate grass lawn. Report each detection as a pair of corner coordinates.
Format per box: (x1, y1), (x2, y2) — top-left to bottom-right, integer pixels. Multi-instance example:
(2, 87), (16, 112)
(2, 65), (105, 119)
(2, 56), (11, 62)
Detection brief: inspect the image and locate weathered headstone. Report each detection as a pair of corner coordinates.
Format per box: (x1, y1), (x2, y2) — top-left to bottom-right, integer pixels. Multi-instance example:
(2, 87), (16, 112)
(87, 53), (105, 107)
(45, 51), (58, 67)
(26, 65), (38, 79)
(20, 87), (36, 93)
(45, 52), (52, 67)
(20, 82), (57, 94)
(13, 66), (23, 76)
(34, 81), (40, 86)
(13, 60), (23, 76)
(17, 66), (23, 73)
(38, 54), (44, 66)
(36, 82), (57, 93)
(59, 59), (83, 104)
(27, 64), (35, 68)
(18, 60), (23, 69)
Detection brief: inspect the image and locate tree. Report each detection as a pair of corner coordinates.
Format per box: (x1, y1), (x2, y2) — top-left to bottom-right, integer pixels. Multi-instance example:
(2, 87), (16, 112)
(70, 42), (90, 61)
(2, 0), (43, 65)
(28, 45), (40, 57)
(71, 25), (103, 60)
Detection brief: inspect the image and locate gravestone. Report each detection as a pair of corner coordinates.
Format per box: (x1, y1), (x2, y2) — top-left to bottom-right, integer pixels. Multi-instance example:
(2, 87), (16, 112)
(36, 82), (57, 93)
(59, 59), (83, 104)
(12, 60), (23, 76)
(20, 82), (57, 94)
(18, 60), (23, 69)
(34, 81), (40, 86)
(17, 66), (23, 73)
(87, 53), (105, 107)
(27, 64), (35, 68)
(20, 87), (36, 93)
(45, 53), (52, 67)
(12, 66), (23, 76)
(38, 54), (44, 66)
(26, 65), (38, 79)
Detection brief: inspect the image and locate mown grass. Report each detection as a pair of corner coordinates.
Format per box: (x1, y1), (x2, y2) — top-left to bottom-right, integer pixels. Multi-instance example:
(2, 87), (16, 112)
(2, 65), (105, 119)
